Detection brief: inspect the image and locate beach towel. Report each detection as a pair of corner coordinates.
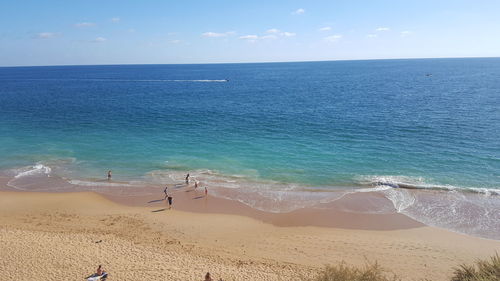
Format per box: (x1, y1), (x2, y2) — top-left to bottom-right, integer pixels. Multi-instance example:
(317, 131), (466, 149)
(86, 272), (108, 281)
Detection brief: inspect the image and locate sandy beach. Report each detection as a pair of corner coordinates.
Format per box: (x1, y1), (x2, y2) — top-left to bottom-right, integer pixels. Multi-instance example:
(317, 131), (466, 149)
(1, 181), (499, 281)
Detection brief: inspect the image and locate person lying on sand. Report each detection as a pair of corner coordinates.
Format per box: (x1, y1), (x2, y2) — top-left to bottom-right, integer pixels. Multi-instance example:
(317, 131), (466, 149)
(86, 265), (108, 281)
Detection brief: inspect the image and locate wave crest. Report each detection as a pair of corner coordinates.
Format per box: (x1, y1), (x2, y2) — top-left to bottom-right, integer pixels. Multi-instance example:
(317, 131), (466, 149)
(356, 175), (500, 196)
(13, 164), (51, 179)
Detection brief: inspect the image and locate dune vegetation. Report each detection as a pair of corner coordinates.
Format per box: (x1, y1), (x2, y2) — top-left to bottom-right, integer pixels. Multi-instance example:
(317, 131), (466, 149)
(306, 261), (400, 281)
(451, 254), (500, 281)
(307, 254), (500, 281)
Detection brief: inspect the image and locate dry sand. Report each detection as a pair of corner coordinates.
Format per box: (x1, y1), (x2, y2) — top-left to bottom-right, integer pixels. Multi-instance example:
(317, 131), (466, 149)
(1, 190), (499, 281)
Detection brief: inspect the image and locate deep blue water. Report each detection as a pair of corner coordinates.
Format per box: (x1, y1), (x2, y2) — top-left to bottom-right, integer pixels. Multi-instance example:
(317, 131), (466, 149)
(1, 58), (499, 190)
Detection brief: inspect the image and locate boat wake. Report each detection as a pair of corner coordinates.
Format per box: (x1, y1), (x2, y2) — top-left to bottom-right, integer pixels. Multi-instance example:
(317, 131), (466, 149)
(11, 78), (229, 83)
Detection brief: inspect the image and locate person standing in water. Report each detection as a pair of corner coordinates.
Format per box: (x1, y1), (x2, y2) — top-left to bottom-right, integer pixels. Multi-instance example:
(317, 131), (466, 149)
(194, 181), (198, 189)
(107, 170), (112, 181)
(185, 173), (190, 184)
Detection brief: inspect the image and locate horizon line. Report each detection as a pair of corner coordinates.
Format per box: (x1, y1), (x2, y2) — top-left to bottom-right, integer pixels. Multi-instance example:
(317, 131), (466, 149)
(1, 55), (499, 68)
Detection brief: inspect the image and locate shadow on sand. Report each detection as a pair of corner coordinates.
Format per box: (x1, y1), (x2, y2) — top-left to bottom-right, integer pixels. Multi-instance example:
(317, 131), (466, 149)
(152, 208), (167, 212)
(193, 196), (205, 200)
(148, 199), (165, 203)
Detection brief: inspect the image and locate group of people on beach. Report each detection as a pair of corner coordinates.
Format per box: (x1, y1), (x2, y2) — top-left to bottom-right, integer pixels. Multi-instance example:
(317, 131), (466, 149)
(161, 173), (208, 209)
(105, 171), (208, 210)
(96, 171), (217, 280)
(186, 173), (208, 194)
(107, 170), (208, 206)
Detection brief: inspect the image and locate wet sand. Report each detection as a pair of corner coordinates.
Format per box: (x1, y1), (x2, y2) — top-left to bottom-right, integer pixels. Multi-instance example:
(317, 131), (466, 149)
(1, 182), (499, 280)
(105, 184), (423, 230)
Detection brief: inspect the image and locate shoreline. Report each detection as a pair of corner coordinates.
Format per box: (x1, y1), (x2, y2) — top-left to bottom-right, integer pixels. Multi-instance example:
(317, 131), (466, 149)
(1, 189), (499, 281)
(103, 184), (424, 231)
(2, 172), (500, 241)
(1, 175), (422, 231)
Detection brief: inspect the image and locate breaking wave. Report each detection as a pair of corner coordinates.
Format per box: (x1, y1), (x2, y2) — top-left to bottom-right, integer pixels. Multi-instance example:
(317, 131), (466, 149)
(356, 175), (500, 196)
(13, 164), (51, 179)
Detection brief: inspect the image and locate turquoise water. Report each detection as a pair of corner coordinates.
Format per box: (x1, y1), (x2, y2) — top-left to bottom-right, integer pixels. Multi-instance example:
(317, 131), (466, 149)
(1, 58), (499, 239)
(1, 59), (499, 189)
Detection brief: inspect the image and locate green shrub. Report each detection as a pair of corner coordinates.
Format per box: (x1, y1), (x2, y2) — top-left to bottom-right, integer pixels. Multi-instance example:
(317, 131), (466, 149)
(451, 254), (500, 281)
(309, 261), (400, 281)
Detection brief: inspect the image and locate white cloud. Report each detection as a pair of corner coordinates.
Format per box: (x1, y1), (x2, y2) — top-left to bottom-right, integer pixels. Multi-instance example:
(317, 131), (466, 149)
(239, 34), (259, 43)
(239, 35), (258, 40)
(292, 8), (305, 15)
(202, 31), (235, 38)
(234, 30), (297, 42)
(401, 30), (412, 37)
(367, 34), (378, 38)
(324, 34), (342, 42)
(376, 27), (390, 32)
(261, 34), (277, 40)
(170, 39), (182, 44)
(128, 28), (136, 33)
(37, 32), (56, 39)
(265, 29), (296, 38)
(319, 26), (331, 31)
(92, 37), (106, 43)
(75, 22), (96, 28)
(202, 32), (226, 38)
(110, 17), (120, 23)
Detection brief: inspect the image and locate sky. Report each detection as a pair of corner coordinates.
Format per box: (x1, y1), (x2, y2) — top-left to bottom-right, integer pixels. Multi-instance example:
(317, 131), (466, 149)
(1, 0), (500, 66)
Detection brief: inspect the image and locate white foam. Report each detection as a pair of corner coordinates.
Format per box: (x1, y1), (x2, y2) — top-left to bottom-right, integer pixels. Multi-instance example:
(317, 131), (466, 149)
(356, 175), (426, 188)
(382, 188), (416, 212)
(356, 175), (499, 196)
(68, 179), (133, 187)
(355, 185), (393, 192)
(13, 164), (51, 179)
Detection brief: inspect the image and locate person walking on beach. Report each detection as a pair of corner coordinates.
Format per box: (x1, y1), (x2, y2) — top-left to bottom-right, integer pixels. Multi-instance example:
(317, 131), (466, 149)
(194, 181), (198, 189)
(185, 173), (190, 184)
(107, 170), (112, 181)
(167, 194), (173, 209)
(204, 186), (208, 196)
(164, 186), (168, 200)
(204, 272), (213, 281)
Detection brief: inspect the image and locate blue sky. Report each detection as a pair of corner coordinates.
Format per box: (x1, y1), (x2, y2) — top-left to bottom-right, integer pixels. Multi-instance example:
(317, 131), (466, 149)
(1, 0), (500, 66)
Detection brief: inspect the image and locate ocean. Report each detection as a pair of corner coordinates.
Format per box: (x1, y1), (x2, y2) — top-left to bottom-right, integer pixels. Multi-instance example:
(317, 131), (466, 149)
(0, 58), (499, 239)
